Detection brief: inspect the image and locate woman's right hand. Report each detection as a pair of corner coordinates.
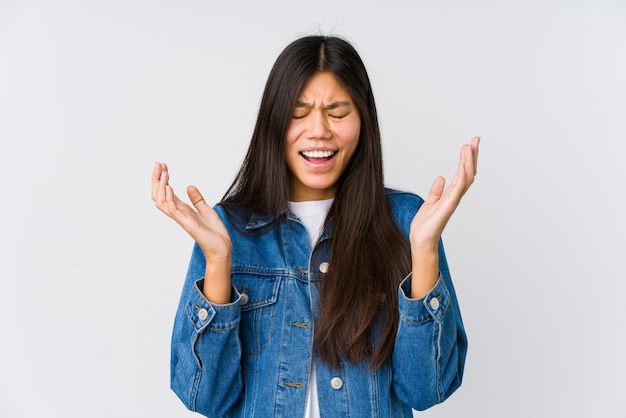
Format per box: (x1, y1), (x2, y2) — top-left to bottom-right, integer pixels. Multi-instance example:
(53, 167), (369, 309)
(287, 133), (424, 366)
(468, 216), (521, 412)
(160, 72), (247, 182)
(152, 162), (232, 303)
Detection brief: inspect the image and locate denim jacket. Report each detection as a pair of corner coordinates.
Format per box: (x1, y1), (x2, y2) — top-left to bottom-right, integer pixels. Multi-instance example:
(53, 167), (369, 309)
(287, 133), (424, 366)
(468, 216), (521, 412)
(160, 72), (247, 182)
(170, 190), (467, 417)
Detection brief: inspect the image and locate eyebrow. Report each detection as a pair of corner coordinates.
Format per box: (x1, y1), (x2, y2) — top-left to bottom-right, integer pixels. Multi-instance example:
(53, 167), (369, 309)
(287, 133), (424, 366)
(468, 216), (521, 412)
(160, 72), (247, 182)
(294, 101), (352, 110)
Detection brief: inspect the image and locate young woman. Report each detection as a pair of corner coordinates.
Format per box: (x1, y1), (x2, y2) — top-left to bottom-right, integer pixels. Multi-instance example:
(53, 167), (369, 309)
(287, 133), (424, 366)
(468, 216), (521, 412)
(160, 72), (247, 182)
(152, 35), (479, 418)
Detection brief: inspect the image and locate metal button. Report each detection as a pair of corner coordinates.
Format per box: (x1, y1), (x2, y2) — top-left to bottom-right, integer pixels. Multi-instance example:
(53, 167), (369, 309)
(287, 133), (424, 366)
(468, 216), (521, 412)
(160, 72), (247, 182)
(319, 262), (330, 274)
(429, 297), (440, 310)
(330, 377), (343, 390)
(240, 292), (249, 306)
(198, 308), (209, 321)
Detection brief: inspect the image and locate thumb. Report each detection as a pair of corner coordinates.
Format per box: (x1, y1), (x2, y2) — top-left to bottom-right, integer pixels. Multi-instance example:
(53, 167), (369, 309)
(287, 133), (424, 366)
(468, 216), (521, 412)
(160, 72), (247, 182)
(187, 185), (209, 210)
(424, 176), (445, 205)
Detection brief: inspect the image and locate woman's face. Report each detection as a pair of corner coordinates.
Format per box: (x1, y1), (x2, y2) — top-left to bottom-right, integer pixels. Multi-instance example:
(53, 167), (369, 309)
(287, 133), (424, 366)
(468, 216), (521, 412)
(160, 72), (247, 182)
(285, 71), (361, 201)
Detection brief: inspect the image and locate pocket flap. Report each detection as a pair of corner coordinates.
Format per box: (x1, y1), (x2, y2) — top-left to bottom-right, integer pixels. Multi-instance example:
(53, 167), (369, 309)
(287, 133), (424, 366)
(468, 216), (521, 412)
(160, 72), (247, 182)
(233, 272), (281, 311)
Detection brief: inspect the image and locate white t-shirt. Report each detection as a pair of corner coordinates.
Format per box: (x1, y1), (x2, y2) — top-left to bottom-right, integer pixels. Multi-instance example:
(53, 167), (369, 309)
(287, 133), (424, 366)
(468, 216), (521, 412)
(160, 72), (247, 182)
(288, 198), (334, 418)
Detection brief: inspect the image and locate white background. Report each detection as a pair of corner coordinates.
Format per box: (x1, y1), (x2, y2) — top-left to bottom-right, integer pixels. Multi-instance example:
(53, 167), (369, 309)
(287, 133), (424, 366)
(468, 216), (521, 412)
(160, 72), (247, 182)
(1, 0), (625, 417)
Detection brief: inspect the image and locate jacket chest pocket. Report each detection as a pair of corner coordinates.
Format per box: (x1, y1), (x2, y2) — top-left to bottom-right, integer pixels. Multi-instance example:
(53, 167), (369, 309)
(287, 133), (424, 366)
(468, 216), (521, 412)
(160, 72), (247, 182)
(233, 273), (281, 356)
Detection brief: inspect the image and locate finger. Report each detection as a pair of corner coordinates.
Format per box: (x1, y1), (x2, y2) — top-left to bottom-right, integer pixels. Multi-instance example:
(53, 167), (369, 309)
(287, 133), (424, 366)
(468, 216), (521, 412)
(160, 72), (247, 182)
(187, 185), (225, 227)
(447, 158), (468, 198)
(424, 176), (445, 205)
(456, 143), (475, 193)
(461, 145), (474, 187)
(459, 137), (479, 172)
(164, 184), (176, 208)
(471, 136), (480, 172)
(152, 162), (169, 202)
(151, 162), (162, 201)
(164, 183), (191, 219)
(463, 137), (480, 189)
(464, 136), (479, 178)
(187, 185), (209, 210)
(156, 164), (170, 208)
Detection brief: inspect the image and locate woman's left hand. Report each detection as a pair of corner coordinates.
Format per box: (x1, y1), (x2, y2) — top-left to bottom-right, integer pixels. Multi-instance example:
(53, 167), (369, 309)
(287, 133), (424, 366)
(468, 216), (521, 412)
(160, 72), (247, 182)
(410, 136), (480, 253)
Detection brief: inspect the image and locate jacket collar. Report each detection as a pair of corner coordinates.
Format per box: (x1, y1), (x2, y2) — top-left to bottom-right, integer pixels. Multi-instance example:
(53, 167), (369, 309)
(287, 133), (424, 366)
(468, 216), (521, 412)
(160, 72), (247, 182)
(245, 209), (334, 241)
(245, 210), (288, 230)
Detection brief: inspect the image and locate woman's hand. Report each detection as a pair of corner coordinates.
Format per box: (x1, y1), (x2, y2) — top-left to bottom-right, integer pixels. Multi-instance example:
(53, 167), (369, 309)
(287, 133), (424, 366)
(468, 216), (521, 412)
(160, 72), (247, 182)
(152, 162), (232, 303)
(409, 137), (480, 297)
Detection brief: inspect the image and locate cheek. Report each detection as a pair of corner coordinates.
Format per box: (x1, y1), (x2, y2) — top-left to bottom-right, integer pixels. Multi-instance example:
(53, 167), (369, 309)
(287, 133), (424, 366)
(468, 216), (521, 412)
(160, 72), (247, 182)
(285, 124), (303, 149)
(339, 122), (361, 150)
(284, 131), (297, 158)
(284, 128), (303, 170)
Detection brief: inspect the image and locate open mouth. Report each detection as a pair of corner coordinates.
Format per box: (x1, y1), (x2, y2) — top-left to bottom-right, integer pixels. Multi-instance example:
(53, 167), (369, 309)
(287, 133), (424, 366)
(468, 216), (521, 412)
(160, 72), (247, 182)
(300, 150), (337, 161)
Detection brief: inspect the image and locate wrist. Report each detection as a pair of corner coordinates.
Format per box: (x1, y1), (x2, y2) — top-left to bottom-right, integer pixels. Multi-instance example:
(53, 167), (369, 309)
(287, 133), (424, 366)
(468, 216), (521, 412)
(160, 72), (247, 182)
(202, 257), (232, 304)
(410, 244), (438, 257)
(410, 250), (439, 299)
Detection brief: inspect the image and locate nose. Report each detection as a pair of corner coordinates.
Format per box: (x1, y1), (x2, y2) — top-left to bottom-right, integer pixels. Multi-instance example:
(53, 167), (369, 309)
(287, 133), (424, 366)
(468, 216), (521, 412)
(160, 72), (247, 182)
(305, 111), (332, 140)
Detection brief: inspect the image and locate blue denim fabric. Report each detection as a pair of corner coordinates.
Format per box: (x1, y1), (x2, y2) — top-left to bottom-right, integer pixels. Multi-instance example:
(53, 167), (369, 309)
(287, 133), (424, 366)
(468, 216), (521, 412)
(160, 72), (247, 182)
(170, 190), (467, 417)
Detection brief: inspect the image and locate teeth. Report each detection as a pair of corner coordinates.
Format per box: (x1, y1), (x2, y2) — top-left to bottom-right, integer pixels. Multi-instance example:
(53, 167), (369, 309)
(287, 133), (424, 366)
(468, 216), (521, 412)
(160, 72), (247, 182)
(301, 150), (335, 158)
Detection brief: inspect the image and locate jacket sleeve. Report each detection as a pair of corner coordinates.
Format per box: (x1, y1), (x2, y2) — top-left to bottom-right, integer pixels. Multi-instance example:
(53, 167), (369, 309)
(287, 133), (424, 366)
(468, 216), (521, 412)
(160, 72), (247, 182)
(391, 238), (468, 411)
(170, 243), (244, 417)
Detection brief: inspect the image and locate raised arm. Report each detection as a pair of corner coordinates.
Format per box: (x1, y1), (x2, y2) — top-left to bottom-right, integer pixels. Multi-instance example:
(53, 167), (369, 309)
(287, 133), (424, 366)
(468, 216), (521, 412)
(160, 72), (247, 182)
(392, 137), (478, 410)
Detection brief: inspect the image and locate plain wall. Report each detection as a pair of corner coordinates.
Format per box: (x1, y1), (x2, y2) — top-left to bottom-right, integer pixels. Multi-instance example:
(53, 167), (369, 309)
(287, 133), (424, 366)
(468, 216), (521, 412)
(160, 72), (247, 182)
(1, 0), (625, 417)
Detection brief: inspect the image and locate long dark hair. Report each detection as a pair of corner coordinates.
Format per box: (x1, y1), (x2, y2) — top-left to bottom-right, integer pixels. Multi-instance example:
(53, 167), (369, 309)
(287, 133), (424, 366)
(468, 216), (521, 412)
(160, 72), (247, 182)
(221, 36), (411, 369)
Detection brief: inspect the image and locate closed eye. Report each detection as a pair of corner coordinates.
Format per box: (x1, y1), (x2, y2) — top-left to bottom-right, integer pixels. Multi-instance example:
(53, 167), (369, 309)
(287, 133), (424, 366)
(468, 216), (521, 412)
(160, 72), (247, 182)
(292, 110), (310, 119)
